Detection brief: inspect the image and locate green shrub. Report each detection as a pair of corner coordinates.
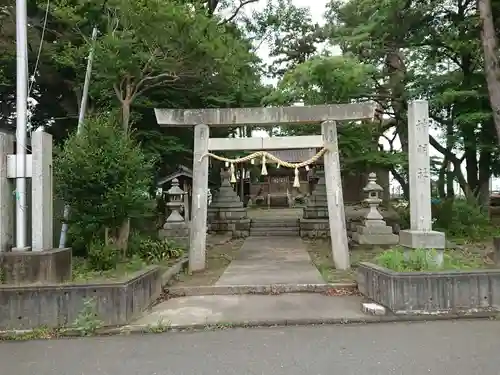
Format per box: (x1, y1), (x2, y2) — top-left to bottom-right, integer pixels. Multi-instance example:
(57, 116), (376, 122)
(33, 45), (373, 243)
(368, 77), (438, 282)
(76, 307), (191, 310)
(128, 231), (184, 263)
(392, 198), (495, 241)
(87, 239), (121, 271)
(433, 198), (493, 241)
(54, 114), (154, 255)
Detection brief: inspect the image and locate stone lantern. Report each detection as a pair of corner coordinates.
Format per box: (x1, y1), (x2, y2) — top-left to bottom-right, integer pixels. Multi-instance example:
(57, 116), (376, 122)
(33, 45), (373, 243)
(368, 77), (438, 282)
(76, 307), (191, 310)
(158, 178), (189, 247)
(351, 173), (398, 245)
(166, 178), (185, 222)
(363, 172), (384, 222)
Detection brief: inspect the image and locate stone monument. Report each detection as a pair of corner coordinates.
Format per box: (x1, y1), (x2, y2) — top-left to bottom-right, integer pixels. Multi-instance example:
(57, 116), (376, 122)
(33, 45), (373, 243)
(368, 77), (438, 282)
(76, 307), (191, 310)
(208, 168), (250, 237)
(399, 100), (445, 264)
(351, 173), (398, 245)
(300, 168), (330, 237)
(158, 178), (189, 248)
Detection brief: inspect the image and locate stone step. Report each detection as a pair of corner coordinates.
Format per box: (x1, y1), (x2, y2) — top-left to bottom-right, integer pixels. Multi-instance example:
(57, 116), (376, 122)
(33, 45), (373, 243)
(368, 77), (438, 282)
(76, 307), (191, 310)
(250, 226), (300, 232)
(250, 220), (299, 228)
(249, 229), (300, 236)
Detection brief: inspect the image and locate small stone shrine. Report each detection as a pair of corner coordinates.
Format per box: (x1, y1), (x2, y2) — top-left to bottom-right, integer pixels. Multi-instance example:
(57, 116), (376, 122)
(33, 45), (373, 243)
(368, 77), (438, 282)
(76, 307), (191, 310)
(158, 178), (189, 247)
(208, 168), (250, 237)
(351, 173), (399, 245)
(300, 168), (330, 237)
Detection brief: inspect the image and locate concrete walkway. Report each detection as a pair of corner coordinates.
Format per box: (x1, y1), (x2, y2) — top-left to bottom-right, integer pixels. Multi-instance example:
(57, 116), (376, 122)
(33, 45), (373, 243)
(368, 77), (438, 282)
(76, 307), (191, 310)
(133, 294), (368, 328)
(215, 236), (324, 286)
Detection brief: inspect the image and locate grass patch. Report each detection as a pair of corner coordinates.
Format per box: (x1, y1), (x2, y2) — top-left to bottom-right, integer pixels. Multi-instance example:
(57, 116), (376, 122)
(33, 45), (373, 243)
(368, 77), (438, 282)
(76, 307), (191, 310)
(307, 240), (386, 283)
(72, 255), (179, 283)
(375, 246), (491, 272)
(171, 239), (244, 287)
(307, 239), (494, 283)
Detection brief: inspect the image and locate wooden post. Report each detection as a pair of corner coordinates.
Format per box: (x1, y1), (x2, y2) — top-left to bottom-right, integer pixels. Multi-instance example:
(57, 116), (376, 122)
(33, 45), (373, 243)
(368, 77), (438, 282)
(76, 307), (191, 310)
(322, 120), (350, 270)
(189, 124), (209, 272)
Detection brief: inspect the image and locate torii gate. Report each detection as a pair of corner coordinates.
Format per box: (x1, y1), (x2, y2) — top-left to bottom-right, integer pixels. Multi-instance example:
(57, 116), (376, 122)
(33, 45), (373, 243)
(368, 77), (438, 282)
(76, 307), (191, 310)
(155, 103), (377, 273)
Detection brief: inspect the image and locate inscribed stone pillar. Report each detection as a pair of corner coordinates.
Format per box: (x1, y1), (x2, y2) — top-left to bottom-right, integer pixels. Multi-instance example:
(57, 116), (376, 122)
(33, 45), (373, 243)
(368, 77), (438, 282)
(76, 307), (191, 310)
(399, 101), (445, 261)
(31, 130), (53, 251)
(322, 120), (350, 270)
(189, 124), (209, 272)
(0, 133), (14, 251)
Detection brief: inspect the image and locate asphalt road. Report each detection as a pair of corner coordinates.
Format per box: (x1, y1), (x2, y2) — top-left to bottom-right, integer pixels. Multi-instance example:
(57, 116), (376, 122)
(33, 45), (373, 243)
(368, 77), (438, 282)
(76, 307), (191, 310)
(4, 320), (500, 375)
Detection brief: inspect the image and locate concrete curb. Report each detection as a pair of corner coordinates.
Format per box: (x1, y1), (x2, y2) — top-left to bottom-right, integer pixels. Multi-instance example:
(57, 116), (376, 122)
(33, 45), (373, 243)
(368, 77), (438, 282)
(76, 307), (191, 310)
(160, 233), (233, 286)
(160, 257), (188, 285)
(1, 310), (497, 340)
(167, 283), (358, 297)
(104, 310), (500, 334)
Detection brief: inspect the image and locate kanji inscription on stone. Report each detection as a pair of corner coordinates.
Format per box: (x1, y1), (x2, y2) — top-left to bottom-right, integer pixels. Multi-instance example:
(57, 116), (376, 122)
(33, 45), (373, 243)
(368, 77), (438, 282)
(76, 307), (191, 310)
(417, 168), (429, 180)
(417, 144), (428, 153)
(200, 128), (207, 140)
(416, 118), (429, 132)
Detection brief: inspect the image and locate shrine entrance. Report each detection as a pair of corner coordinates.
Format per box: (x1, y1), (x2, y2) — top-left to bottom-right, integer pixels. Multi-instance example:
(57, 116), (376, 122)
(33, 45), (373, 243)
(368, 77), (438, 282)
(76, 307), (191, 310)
(155, 103), (377, 273)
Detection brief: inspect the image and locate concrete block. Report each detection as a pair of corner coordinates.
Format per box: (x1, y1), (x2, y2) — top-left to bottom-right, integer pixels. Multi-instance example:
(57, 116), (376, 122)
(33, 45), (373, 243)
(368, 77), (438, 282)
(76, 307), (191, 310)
(0, 248), (72, 284)
(357, 262), (500, 314)
(0, 266), (161, 329)
(399, 230), (445, 249)
(361, 302), (386, 316)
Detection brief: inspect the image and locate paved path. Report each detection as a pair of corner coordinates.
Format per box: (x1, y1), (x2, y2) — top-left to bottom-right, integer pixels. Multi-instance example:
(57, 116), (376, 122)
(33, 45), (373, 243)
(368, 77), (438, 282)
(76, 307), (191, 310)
(215, 236), (324, 286)
(133, 294), (367, 327)
(4, 320), (500, 375)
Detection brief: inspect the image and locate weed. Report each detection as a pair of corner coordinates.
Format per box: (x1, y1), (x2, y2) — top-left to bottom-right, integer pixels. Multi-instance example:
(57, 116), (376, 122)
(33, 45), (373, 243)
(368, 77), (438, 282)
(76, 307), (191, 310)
(72, 298), (103, 336)
(146, 318), (171, 333)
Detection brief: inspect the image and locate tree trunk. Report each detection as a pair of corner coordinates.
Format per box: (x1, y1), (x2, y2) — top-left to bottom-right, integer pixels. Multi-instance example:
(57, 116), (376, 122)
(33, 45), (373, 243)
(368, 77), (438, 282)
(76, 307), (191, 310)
(479, 0), (500, 142)
(121, 99), (131, 133)
(115, 218), (130, 257)
(437, 159), (446, 198)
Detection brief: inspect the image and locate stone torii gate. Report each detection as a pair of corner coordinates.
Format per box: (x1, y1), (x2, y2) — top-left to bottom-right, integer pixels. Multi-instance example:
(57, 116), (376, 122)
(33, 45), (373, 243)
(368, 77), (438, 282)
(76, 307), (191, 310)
(155, 103), (377, 273)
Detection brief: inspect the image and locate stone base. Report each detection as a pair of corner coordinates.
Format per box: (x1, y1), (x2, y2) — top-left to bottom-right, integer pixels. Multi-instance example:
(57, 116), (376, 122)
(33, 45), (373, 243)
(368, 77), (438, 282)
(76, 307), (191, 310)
(351, 223), (399, 246)
(352, 232), (399, 245)
(159, 221), (190, 248)
(299, 218), (330, 238)
(0, 248), (72, 285)
(209, 207), (248, 221)
(302, 207), (328, 219)
(209, 219), (250, 238)
(399, 229), (446, 249)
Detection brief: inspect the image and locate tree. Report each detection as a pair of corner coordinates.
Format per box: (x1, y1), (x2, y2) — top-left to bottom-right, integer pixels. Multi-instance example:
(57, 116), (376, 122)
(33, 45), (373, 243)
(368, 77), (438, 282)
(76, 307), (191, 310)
(265, 55), (401, 171)
(324, 0), (500, 203)
(54, 114), (153, 254)
(478, 0), (500, 144)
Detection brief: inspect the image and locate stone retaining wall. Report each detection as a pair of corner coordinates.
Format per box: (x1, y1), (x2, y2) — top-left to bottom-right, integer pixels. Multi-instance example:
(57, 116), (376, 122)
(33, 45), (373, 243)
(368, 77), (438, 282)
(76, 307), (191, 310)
(357, 262), (500, 314)
(0, 266), (161, 330)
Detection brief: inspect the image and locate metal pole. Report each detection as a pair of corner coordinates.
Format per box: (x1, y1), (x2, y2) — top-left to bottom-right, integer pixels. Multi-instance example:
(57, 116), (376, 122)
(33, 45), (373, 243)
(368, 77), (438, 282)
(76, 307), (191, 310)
(15, 0), (29, 250)
(58, 27), (98, 248)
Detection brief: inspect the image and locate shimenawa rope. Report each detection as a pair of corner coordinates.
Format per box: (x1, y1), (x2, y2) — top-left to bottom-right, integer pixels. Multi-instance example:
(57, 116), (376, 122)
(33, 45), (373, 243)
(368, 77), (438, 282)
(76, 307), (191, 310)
(199, 148), (328, 188)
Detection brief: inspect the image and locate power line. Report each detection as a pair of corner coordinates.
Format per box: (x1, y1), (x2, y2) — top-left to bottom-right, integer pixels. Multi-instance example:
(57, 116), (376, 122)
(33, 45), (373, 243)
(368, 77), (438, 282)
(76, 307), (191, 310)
(28, 0), (50, 97)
